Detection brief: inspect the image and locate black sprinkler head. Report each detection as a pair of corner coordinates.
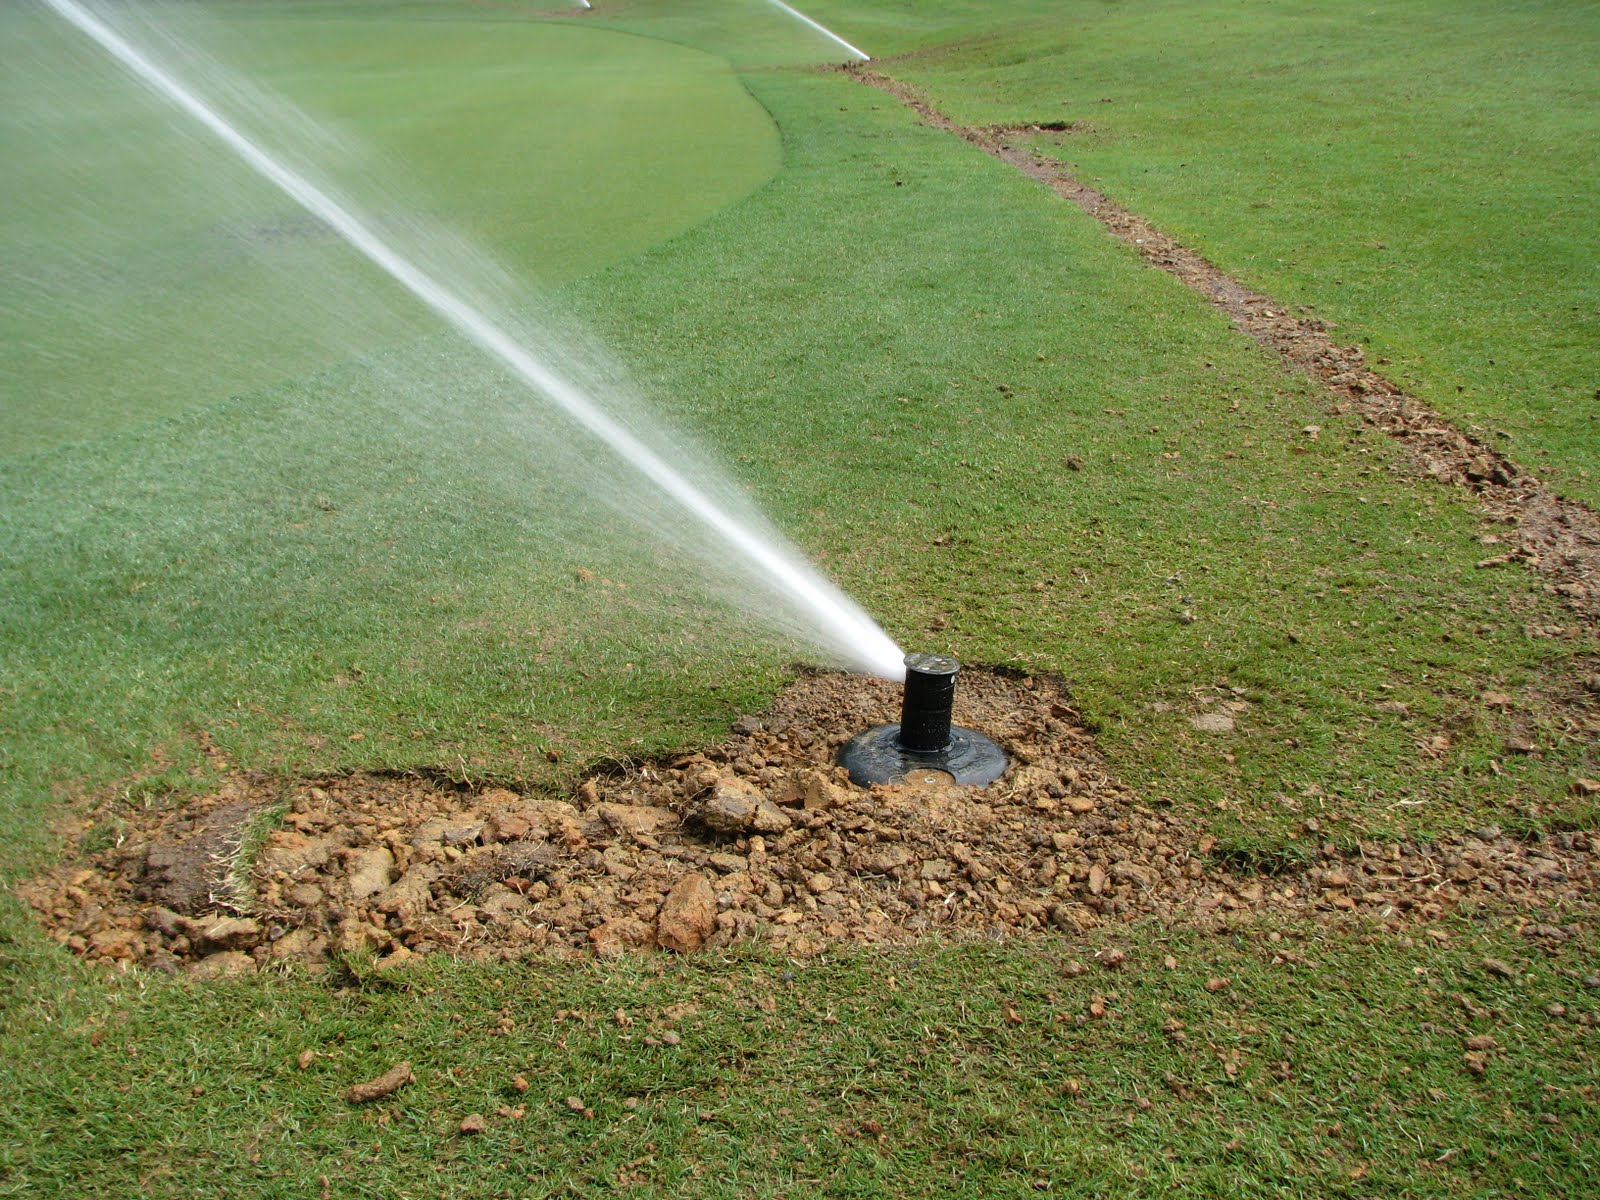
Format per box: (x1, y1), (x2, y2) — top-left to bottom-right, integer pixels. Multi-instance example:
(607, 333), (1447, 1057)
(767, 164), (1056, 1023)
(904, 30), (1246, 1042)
(838, 652), (1009, 787)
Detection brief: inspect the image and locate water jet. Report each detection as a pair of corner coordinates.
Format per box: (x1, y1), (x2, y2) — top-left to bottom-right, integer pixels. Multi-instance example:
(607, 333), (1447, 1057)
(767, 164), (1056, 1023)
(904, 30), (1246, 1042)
(763, 0), (871, 62)
(41, 0), (906, 682)
(838, 653), (1008, 787)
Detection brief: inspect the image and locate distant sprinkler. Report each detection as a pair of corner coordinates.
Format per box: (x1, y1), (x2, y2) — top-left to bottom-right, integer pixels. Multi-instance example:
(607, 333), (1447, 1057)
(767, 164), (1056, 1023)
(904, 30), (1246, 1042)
(838, 653), (1008, 786)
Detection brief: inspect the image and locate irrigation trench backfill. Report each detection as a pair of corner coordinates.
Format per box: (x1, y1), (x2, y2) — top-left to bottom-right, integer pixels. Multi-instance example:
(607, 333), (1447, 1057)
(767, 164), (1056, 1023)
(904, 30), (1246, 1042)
(846, 65), (1600, 634)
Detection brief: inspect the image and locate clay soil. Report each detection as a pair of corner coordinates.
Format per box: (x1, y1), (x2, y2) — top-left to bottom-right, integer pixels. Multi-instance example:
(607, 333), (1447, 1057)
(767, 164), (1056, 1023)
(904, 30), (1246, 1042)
(22, 669), (1598, 977)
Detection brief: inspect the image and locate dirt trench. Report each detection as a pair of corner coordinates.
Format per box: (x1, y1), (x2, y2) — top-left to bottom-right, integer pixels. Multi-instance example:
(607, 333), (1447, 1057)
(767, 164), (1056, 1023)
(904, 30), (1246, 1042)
(22, 669), (1598, 977)
(845, 65), (1599, 632)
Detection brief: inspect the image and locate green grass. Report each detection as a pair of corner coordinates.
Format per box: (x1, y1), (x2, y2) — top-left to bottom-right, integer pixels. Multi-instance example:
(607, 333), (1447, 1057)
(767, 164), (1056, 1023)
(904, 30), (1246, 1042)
(865, 0), (1600, 505)
(3, 31), (1591, 873)
(2, 919), (1595, 1197)
(1, 0), (778, 454)
(2, 2), (1597, 1195)
(572, 64), (1598, 846)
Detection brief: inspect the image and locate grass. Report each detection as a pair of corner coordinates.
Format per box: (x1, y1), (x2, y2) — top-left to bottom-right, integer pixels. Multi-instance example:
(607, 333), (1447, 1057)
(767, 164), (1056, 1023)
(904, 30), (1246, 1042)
(864, 0), (1600, 506)
(0, 0), (778, 454)
(573, 63), (1598, 845)
(1, 1), (1597, 1195)
(2, 918), (1594, 1197)
(223, 799), (292, 914)
(3, 26), (1591, 866)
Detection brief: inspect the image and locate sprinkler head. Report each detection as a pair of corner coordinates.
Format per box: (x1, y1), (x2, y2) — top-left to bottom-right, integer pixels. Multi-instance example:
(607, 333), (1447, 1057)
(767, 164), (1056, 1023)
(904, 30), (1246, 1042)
(838, 653), (1009, 787)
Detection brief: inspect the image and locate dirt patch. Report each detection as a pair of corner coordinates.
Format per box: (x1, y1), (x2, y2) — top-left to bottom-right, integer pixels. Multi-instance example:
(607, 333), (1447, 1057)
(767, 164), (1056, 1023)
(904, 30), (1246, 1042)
(845, 65), (1599, 630)
(20, 669), (1598, 976)
(980, 119), (1098, 136)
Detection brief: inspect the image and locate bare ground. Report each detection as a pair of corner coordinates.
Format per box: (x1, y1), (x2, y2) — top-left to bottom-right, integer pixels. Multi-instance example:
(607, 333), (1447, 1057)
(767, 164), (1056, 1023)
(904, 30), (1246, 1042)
(21, 669), (1597, 976)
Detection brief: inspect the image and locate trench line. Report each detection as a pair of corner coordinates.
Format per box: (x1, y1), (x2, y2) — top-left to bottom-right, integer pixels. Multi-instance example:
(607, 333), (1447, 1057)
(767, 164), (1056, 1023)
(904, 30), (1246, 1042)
(847, 64), (1599, 629)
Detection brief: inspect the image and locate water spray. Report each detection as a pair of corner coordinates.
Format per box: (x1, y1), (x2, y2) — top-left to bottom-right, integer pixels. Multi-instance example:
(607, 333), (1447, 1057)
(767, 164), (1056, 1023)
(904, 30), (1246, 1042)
(42, 0), (904, 681)
(838, 653), (1008, 787)
(763, 0), (870, 62)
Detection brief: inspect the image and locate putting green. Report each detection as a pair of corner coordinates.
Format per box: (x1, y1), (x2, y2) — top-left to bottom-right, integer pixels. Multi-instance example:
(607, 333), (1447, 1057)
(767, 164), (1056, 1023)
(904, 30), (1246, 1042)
(0, 3), (779, 454)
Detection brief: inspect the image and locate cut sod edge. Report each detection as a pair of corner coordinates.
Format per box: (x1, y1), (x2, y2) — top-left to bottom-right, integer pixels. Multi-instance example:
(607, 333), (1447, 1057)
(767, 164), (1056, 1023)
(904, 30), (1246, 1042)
(844, 64), (1600, 633)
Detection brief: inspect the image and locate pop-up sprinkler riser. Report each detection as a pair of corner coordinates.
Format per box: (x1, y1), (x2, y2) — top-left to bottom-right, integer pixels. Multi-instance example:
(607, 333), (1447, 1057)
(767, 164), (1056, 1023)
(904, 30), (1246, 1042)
(838, 653), (1009, 787)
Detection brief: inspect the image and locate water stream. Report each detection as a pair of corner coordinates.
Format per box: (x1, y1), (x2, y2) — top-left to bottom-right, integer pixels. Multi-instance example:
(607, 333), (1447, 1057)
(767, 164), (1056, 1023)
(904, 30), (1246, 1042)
(38, 0), (906, 681)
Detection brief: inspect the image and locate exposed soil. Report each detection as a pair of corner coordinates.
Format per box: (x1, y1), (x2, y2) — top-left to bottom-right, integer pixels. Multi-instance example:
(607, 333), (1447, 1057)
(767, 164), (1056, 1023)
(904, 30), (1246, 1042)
(21, 669), (1597, 977)
(846, 66), (1600, 630)
(18, 70), (1600, 979)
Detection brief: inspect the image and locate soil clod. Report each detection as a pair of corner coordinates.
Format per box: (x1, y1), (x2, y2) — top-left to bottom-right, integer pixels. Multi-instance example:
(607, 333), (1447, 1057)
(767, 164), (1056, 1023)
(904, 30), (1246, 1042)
(345, 1062), (413, 1104)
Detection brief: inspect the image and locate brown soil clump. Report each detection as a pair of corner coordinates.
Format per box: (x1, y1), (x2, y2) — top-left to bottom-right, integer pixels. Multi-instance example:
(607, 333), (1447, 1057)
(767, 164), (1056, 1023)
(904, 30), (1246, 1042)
(20, 670), (1599, 977)
(846, 65), (1600, 630)
(132, 794), (259, 915)
(345, 1061), (413, 1104)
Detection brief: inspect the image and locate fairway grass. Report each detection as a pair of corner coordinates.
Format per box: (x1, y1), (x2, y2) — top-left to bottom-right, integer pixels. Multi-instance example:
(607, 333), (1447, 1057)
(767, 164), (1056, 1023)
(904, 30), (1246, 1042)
(3, 920), (1594, 1197)
(871, 0), (1600, 506)
(1, 0), (779, 454)
(2, 3), (1596, 1195)
(582, 65), (1597, 847)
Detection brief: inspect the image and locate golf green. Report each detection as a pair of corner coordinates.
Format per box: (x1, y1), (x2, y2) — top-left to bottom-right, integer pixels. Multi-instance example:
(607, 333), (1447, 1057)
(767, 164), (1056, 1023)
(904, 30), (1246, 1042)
(1, 2), (779, 454)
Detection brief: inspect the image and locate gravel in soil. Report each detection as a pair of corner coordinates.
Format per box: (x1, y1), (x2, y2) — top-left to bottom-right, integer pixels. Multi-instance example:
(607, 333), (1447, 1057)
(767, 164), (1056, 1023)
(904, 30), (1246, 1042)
(20, 670), (1598, 977)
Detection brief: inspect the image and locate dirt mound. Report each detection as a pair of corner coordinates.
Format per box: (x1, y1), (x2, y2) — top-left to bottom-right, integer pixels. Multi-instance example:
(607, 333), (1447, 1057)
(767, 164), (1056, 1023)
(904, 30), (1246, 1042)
(21, 669), (1599, 977)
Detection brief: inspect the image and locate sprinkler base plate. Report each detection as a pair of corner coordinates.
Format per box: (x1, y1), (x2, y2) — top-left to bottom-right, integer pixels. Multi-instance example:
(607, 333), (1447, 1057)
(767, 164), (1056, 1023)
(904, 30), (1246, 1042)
(838, 723), (1008, 788)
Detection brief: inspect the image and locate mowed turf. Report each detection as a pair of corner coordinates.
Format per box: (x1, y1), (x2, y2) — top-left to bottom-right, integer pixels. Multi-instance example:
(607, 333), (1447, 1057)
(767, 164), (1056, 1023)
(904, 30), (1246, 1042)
(3, 917), (1594, 1197)
(854, 0), (1600, 505)
(575, 64), (1596, 847)
(1, 3), (1596, 1195)
(0, 0), (778, 453)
